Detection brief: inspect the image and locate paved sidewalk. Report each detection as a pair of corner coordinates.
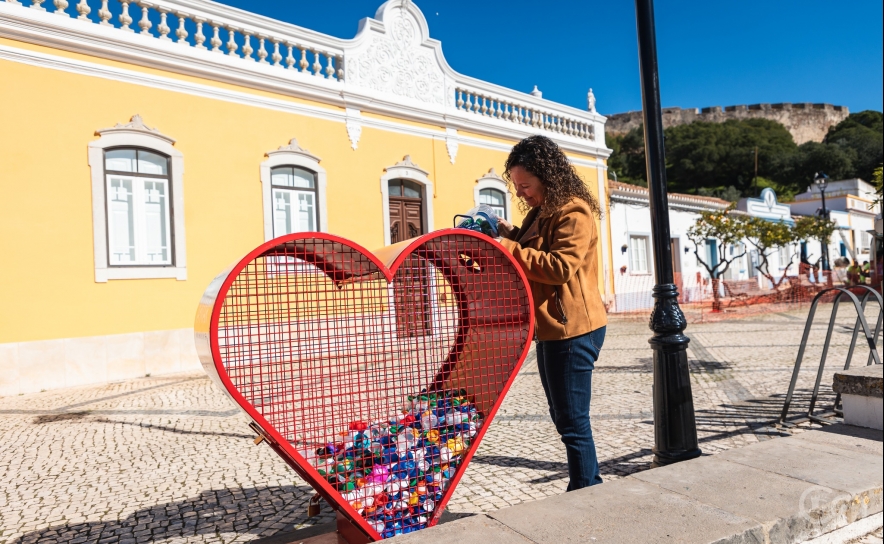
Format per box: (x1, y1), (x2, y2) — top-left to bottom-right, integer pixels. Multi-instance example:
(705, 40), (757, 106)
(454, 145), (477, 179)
(1, 306), (878, 543)
(389, 424), (883, 544)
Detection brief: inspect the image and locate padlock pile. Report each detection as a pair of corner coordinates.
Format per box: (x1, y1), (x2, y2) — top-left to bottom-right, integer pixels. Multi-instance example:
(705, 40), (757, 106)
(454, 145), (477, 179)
(304, 389), (483, 538)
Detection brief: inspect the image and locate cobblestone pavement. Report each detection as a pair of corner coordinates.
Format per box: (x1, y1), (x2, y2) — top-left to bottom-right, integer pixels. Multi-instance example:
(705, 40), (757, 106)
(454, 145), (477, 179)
(1, 304), (880, 543)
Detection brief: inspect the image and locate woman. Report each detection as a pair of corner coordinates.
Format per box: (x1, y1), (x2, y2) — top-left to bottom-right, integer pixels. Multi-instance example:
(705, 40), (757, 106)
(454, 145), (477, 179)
(497, 135), (607, 490)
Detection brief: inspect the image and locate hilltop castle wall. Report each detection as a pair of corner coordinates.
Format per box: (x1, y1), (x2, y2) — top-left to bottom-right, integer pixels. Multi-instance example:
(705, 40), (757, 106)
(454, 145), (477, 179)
(605, 103), (849, 144)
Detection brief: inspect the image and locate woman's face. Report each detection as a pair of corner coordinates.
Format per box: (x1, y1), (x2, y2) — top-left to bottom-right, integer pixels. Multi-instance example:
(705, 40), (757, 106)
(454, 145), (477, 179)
(511, 165), (545, 208)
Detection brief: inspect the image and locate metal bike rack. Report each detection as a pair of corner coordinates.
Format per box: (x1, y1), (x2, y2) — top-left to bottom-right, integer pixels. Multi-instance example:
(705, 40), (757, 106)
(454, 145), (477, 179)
(779, 286), (882, 426)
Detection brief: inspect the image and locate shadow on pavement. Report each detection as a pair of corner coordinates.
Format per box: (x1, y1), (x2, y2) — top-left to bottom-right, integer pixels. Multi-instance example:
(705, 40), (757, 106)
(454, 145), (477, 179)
(12, 484), (333, 544)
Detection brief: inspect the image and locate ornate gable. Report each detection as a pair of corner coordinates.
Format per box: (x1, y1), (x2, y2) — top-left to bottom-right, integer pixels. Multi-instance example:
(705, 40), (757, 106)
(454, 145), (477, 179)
(347, 2), (449, 107)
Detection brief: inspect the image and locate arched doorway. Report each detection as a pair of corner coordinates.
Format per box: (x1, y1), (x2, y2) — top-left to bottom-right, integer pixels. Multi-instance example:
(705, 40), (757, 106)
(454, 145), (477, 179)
(387, 178), (431, 335)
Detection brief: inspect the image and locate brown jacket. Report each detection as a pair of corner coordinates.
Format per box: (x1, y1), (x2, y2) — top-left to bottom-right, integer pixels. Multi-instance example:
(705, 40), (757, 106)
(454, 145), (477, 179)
(499, 199), (607, 341)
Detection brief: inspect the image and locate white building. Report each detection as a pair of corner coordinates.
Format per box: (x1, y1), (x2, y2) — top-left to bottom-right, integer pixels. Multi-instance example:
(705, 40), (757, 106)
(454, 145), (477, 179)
(788, 178), (879, 266)
(608, 181), (731, 312)
(737, 188), (801, 287)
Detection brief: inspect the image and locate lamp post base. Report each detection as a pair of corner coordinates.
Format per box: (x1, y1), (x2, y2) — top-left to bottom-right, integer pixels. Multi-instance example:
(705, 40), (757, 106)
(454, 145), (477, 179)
(649, 283), (702, 468)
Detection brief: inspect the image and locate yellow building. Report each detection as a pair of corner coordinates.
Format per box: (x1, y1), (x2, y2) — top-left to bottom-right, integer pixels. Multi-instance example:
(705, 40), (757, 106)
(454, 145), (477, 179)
(0, 0), (612, 395)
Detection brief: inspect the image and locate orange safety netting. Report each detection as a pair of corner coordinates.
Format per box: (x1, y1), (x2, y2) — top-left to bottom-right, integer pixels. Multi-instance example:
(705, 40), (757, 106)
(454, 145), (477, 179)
(609, 270), (881, 322)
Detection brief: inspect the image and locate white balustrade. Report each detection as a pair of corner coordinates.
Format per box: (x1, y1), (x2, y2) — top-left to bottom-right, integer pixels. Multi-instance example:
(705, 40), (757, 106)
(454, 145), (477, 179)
(15, 0), (345, 78)
(453, 86), (595, 141)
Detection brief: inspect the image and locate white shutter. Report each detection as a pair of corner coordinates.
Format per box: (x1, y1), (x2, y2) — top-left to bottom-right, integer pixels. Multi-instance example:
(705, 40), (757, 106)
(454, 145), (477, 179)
(142, 180), (170, 264)
(297, 192), (316, 231)
(273, 189), (292, 236)
(630, 236), (649, 273)
(108, 177), (135, 264)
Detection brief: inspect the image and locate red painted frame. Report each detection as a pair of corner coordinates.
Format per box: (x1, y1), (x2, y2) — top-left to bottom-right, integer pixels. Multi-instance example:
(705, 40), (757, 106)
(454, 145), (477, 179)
(194, 229), (535, 541)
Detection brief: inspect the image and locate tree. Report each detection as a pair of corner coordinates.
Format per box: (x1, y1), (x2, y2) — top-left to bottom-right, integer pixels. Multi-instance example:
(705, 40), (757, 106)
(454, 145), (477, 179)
(687, 209), (748, 311)
(776, 141), (855, 191)
(743, 217), (797, 289)
(666, 119), (797, 196)
(606, 126), (647, 186)
(824, 111), (884, 182)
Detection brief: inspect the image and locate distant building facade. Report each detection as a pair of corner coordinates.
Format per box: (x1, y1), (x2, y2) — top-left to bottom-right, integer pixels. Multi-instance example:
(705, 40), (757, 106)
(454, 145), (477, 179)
(788, 178), (879, 265)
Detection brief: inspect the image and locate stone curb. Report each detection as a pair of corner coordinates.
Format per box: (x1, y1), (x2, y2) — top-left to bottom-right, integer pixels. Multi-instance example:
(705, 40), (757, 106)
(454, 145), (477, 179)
(834, 365), (883, 399)
(388, 424), (883, 544)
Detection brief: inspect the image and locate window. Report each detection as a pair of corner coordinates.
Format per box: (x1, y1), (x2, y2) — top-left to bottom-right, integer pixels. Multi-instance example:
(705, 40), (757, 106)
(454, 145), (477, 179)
(860, 231), (871, 251)
(261, 139), (327, 241)
(104, 149), (172, 265)
(88, 115), (186, 282)
(778, 245), (792, 269)
(389, 178), (423, 198)
(479, 188), (507, 219)
(271, 166), (319, 236)
(629, 235), (650, 274)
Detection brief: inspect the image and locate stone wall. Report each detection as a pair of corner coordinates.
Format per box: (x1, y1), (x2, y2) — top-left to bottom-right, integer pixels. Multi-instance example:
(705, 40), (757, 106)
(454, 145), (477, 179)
(606, 103), (849, 144)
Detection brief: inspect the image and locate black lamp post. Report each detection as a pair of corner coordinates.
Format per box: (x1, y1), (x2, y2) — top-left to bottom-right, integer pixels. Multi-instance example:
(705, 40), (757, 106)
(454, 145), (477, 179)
(814, 172), (830, 272)
(633, 0), (701, 467)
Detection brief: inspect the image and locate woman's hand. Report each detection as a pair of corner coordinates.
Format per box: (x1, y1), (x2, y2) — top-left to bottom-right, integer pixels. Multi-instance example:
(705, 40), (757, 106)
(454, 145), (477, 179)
(497, 218), (514, 239)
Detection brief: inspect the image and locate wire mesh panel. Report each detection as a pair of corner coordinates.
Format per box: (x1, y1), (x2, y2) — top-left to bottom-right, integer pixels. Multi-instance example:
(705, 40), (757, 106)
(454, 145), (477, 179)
(194, 230), (533, 541)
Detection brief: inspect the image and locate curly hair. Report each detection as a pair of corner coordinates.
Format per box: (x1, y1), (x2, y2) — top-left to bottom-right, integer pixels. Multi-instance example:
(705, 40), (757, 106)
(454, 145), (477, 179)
(503, 135), (602, 219)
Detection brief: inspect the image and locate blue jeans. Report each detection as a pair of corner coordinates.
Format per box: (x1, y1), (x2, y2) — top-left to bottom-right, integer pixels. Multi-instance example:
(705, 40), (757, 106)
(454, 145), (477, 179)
(536, 326), (605, 490)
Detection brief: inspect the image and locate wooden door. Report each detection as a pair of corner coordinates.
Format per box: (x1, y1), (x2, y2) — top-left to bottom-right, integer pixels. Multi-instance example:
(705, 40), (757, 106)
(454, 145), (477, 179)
(389, 187), (432, 336)
(389, 199), (423, 244)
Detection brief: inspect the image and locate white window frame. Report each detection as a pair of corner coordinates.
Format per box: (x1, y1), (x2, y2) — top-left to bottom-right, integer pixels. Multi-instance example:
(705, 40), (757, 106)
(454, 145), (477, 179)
(473, 167), (512, 222)
(381, 155), (434, 246)
(88, 115), (186, 282)
(261, 138), (328, 241)
(629, 234), (651, 275)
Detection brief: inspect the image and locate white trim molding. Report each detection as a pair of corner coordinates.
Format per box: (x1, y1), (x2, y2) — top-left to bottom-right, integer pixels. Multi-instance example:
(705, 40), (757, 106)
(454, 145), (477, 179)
(87, 114), (187, 282)
(595, 163), (611, 301)
(445, 128), (459, 164)
(260, 138), (328, 241)
(380, 155), (434, 246)
(474, 168), (511, 221)
(345, 107), (363, 150)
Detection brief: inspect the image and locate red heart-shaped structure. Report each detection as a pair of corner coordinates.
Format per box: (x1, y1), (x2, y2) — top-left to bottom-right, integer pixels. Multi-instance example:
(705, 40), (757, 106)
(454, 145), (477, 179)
(194, 230), (534, 541)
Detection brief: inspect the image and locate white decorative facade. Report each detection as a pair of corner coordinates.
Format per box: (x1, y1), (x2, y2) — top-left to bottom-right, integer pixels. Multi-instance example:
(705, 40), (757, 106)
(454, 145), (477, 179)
(788, 178), (879, 265)
(608, 181), (731, 312)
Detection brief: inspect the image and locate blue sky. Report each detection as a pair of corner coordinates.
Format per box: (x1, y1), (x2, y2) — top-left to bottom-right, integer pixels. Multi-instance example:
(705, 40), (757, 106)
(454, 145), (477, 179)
(215, 0), (883, 116)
